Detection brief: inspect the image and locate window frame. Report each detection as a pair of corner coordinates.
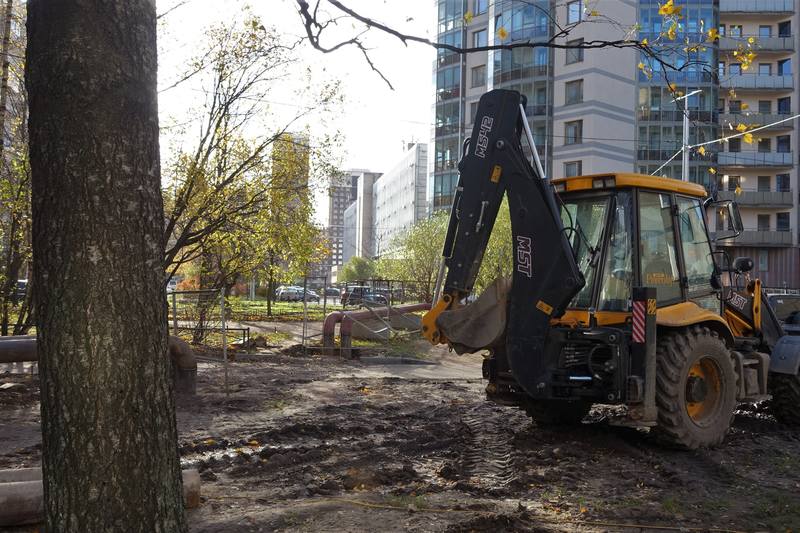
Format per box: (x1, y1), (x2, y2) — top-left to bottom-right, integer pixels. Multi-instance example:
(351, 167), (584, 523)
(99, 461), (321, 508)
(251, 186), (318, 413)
(566, 1), (582, 24)
(564, 79), (583, 105)
(566, 38), (584, 64)
(471, 64), (486, 88)
(564, 119), (583, 145)
(564, 160), (582, 177)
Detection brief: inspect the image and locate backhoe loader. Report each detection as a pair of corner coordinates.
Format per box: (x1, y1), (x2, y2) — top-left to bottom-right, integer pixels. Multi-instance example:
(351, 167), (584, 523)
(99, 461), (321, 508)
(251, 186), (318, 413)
(423, 89), (800, 449)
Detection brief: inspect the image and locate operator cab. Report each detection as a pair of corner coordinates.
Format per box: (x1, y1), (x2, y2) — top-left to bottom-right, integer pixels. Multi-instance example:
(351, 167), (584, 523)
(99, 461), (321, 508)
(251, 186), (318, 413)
(551, 173), (739, 325)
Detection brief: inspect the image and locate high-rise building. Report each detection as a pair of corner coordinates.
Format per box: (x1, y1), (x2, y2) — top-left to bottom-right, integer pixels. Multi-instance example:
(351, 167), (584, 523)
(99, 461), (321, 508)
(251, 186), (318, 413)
(340, 170), (381, 264)
(713, 0), (798, 287)
(432, 0), (798, 287)
(326, 170), (360, 269)
(373, 143), (429, 256)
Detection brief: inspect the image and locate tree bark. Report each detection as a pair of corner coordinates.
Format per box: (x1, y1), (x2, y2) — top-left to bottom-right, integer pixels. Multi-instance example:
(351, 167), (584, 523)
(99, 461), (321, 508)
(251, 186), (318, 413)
(26, 1), (187, 531)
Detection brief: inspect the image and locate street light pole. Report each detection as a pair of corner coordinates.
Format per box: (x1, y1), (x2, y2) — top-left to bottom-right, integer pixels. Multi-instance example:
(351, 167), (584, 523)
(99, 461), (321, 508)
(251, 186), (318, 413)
(674, 89), (702, 182)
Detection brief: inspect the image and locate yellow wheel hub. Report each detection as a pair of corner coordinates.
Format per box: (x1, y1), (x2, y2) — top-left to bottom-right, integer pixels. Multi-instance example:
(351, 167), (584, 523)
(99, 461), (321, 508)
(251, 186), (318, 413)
(685, 357), (722, 425)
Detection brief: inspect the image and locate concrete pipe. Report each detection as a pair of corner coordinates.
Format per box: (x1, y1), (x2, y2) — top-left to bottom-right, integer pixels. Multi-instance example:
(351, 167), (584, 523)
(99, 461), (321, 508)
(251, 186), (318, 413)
(0, 468), (201, 526)
(0, 335), (197, 394)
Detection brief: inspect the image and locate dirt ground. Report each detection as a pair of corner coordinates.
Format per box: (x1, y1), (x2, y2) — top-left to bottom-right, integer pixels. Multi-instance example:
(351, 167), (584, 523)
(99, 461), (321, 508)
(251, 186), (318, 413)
(2, 337), (800, 532)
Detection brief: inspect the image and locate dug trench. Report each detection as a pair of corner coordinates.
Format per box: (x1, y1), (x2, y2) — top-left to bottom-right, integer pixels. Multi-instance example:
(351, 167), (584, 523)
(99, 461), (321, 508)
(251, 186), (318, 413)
(1, 347), (799, 532)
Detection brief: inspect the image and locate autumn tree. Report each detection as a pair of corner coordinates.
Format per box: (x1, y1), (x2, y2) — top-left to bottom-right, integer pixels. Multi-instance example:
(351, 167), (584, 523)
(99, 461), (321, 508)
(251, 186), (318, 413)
(26, 1), (186, 530)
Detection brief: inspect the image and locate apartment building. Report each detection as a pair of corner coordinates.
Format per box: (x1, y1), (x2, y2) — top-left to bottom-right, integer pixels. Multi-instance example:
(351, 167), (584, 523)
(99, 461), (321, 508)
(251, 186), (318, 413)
(326, 170), (360, 270)
(373, 143), (429, 256)
(714, 0), (798, 287)
(340, 170), (382, 264)
(431, 0), (799, 287)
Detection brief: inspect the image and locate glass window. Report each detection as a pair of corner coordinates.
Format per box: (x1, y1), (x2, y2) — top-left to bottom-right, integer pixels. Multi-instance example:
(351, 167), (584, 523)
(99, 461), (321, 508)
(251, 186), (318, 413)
(758, 214), (770, 231)
(729, 100), (741, 113)
(566, 39), (584, 64)
(564, 160), (582, 177)
(600, 192), (634, 311)
(777, 212), (790, 231)
(469, 101), (479, 123)
(759, 63), (772, 76)
(729, 63), (742, 75)
(730, 25), (742, 37)
(777, 173), (790, 191)
(758, 100), (772, 114)
(565, 120), (582, 145)
(758, 176), (771, 191)
(777, 135), (790, 153)
(471, 64), (486, 88)
(758, 138), (771, 153)
(778, 59), (792, 76)
(474, 0), (488, 15)
(758, 250), (768, 272)
(718, 25), (725, 36)
(639, 192), (681, 303)
(567, 1), (582, 24)
(565, 79), (583, 105)
(677, 197), (714, 295)
(777, 97), (791, 114)
(728, 175), (740, 191)
(778, 21), (791, 37)
(473, 29), (487, 48)
(560, 196), (609, 308)
(759, 25), (773, 38)
(728, 138), (741, 152)
(718, 62), (725, 77)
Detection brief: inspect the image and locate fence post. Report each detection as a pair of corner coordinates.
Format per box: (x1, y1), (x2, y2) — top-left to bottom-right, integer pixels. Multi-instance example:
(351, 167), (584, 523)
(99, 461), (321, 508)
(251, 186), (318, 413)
(302, 273), (308, 356)
(220, 288), (228, 398)
(171, 291), (178, 337)
(322, 274), (328, 316)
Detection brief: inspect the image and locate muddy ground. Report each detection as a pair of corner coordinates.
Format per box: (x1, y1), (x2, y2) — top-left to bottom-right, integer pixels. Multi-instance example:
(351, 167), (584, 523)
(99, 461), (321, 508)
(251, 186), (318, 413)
(2, 339), (800, 532)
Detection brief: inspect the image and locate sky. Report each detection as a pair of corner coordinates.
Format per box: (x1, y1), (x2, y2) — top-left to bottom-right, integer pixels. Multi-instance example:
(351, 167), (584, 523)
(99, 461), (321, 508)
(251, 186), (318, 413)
(156, 0), (436, 174)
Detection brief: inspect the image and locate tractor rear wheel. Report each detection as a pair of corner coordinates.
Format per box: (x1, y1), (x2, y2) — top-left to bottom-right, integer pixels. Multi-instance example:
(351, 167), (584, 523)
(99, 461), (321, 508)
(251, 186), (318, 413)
(769, 373), (800, 426)
(523, 399), (592, 426)
(654, 326), (737, 449)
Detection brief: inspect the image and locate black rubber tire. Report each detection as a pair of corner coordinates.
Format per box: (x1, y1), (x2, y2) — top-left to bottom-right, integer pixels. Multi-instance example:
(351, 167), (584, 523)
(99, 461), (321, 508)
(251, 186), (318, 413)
(523, 399), (592, 426)
(769, 372), (800, 426)
(653, 326), (737, 449)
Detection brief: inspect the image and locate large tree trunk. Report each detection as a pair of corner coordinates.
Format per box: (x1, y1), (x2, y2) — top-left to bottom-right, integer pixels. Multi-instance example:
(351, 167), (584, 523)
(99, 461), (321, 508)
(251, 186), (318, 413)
(26, 1), (187, 531)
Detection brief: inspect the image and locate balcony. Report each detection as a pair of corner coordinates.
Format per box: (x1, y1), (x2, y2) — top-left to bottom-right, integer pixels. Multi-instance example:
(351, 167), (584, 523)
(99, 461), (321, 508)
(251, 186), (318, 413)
(726, 74), (793, 90)
(720, 0), (795, 13)
(719, 113), (795, 130)
(716, 229), (794, 247)
(638, 109), (718, 123)
(717, 189), (794, 207)
(719, 35), (794, 51)
(717, 151), (793, 167)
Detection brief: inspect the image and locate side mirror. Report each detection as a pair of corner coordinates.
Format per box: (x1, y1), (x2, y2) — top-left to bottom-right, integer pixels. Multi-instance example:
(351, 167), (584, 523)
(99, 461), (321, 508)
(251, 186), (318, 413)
(708, 199), (743, 242)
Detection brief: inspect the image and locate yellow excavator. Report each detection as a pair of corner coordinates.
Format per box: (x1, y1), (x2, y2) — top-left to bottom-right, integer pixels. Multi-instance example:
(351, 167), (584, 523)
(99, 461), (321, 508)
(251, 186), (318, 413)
(423, 89), (800, 449)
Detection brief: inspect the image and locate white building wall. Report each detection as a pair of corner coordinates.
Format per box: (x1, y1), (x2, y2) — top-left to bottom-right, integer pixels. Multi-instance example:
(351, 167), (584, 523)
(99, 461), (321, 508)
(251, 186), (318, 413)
(373, 144), (429, 257)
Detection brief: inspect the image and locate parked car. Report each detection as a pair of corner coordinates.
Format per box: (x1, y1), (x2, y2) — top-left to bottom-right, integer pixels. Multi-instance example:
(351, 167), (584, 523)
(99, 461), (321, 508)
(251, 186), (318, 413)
(340, 286), (388, 306)
(276, 286), (302, 302)
(303, 289), (320, 303)
(11, 279), (27, 305)
(166, 277), (178, 292)
(323, 287), (340, 298)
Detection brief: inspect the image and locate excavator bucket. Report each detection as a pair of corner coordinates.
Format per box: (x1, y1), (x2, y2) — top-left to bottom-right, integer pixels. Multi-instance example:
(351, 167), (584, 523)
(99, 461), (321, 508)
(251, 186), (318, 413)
(436, 277), (511, 354)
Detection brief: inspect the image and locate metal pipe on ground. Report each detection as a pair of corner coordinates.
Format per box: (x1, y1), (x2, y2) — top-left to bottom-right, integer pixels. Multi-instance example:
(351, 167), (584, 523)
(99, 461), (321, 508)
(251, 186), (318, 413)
(0, 468), (201, 526)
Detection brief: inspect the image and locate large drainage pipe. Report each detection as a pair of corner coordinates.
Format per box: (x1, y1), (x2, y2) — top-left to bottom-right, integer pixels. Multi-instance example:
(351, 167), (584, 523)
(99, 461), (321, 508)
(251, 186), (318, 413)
(0, 468), (200, 526)
(0, 335), (197, 394)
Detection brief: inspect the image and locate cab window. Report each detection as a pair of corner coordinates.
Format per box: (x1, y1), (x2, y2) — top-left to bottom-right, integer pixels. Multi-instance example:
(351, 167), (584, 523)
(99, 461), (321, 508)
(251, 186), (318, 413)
(639, 192), (681, 303)
(676, 196), (715, 295)
(599, 192), (633, 311)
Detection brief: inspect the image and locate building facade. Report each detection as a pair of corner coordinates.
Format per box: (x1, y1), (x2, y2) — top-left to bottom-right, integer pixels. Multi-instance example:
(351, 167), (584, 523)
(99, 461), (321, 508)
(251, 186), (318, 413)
(326, 170), (360, 270)
(340, 170), (382, 264)
(373, 143), (429, 256)
(432, 0), (799, 287)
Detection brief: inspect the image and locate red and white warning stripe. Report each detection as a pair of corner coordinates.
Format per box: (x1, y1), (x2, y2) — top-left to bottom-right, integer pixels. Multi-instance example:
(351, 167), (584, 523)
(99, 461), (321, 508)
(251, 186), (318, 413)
(632, 300), (646, 344)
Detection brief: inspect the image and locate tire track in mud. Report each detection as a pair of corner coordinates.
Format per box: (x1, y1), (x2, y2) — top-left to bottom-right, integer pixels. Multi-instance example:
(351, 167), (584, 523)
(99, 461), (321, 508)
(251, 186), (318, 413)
(459, 406), (519, 490)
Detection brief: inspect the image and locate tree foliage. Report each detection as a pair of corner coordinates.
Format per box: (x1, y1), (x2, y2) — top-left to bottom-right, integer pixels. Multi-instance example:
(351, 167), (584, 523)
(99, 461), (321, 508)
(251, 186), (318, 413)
(339, 255), (376, 282)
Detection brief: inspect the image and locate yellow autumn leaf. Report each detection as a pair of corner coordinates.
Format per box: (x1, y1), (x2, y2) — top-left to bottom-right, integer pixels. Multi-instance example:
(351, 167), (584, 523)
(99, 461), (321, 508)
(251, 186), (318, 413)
(497, 26), (508, 41)
(698, 146), (706, 156)
(589, 10), (600, 17)
(638, 62), (645, 70)
(736, 123), (748, 132)
(728, 88), (737, 98)
(667, 82), (678, 93)
(733, 50), (739, 56)
(735, 185), (742, 195)
(709, 167), (717, 174)
(658, 0), (682, 16)
(741, 102), (749, 110)
(666, 21), (678, 40)
(641, 37), (649, 46)
(747, 36), (755, 44)
(463, 10), (474, 24)
(247, 440), (260, 447)
(707, 28), (719, 41)
(204, 439), (216, 445)
(743, 132), (754, 144)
